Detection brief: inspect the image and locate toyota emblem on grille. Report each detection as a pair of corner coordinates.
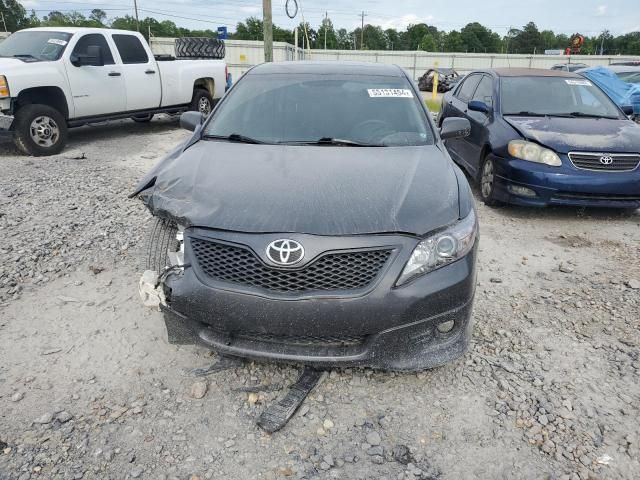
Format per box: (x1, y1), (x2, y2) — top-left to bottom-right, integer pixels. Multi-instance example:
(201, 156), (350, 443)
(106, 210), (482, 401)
(266, 239), (305, 266)
(599, 155), (614, 165)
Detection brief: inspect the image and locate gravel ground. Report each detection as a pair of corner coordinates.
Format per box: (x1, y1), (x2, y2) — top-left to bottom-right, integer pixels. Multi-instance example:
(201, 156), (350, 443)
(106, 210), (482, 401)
(1, 117), (639, 480)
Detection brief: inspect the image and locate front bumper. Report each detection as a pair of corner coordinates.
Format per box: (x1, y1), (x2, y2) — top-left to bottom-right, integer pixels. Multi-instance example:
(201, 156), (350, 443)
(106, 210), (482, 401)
(160, 230), (478, 371)
(491, 154), (640, 208)
(0, 112), (13, 138)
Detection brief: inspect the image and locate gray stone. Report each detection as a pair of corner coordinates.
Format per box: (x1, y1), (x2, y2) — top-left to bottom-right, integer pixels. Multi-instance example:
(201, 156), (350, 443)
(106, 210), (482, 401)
(366, 431), (381, 446)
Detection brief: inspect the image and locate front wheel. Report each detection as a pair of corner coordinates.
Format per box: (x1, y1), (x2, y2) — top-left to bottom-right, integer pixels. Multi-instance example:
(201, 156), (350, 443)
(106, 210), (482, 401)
(479, 157), (501, 207)
(146, 218), (179, 272)
(13, 104), (68, 156)
(190, 88), (213, 116)
(132, 113), (154, 123)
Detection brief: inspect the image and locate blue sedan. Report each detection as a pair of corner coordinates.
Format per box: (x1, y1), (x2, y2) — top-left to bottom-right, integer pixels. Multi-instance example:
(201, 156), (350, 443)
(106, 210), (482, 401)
(438, 68), (640, 209)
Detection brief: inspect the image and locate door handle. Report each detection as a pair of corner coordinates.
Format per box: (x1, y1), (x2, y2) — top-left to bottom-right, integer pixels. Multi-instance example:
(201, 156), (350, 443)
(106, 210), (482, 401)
(145, 69), (156, 74)
(108, 72), (121, 77)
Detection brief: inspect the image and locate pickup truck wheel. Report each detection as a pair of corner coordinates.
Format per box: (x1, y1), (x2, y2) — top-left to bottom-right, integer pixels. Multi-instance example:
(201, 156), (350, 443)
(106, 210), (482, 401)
(14, 104), (68, 156)
(146, 218), (179, 272)
(132, 114), (154, 123)
(190, 88), (213, 116)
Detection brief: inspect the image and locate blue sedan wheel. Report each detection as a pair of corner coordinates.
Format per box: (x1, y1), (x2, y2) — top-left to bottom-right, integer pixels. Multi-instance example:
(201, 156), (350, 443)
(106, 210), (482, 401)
(480, 158), (500, 207)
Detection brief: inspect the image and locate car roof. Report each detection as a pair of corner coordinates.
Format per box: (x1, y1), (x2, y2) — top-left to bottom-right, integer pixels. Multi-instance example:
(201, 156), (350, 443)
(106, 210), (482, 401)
(248, 61), (405, 77)
(476, 68), (583, 78)
(21, 27), (143, 36)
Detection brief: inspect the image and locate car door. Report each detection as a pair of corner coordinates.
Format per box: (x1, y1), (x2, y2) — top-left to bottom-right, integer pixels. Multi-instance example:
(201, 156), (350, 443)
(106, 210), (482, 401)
(64, 33), (126, 117)
(111, 33), (161, 112)
(442, 74), (481, 168)
(461, 74), (494, 176)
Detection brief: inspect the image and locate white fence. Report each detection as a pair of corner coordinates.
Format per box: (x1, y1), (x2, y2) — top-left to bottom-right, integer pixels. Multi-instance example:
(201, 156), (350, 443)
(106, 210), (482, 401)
(150, 37), (640, 81)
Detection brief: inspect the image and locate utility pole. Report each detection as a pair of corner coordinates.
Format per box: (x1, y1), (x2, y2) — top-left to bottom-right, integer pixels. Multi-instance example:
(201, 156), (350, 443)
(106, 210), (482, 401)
(599, 31), (606, 55)
(263, 0), (273, 62)
(133, 0), (140, 32)
(360, 11), (366, 50)
(324, 12), (328, 50)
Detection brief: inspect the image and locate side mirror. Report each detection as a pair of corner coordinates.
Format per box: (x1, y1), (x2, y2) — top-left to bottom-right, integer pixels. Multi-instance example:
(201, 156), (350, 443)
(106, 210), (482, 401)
(71, 45), (104, 67)
(621, 105), (634, 116)
(180, 111), (204, 131)
(468, 100), (490, 114)
(440, 117), (471, 140)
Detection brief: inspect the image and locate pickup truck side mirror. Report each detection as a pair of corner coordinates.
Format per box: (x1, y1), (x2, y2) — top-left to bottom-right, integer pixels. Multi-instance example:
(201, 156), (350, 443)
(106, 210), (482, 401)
(440, 117), (471, 140)
(468, 100), (490, 114)
(180, 111), (204, 131)
(71, 45), (104, 67)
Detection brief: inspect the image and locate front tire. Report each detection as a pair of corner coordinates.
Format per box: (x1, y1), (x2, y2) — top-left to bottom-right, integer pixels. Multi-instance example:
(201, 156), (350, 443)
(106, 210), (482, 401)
(132, 114), (154, 123)
(479, 157), (501, 207)
(190, 88), (213, 116)
(13, 104), (68, 156)
(146, 218), (178, 272)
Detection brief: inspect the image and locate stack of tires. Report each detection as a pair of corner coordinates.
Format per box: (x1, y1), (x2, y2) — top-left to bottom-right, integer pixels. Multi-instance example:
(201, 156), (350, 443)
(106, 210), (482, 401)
(175, 37), (225, 60)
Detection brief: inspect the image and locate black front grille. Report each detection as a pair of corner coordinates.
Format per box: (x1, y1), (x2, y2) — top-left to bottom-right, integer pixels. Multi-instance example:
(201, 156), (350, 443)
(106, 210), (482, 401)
(190, 238), (392, 293)
(213, 328), (367, 347)
(568, 152), (640, 172)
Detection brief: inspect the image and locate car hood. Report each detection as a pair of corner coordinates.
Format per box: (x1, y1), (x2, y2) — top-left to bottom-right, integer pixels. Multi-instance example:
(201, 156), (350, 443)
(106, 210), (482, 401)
(504, 116), (640, 154)
(136, 141), (461, 236)
(0, 57), (35, 71)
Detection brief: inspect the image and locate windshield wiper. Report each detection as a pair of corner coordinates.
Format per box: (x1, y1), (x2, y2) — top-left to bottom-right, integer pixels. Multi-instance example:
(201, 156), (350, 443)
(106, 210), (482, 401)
(203, 133), (267, 144)
(282, 137), (384, 147)
(12, 54), (40, 61)
(504, 111), (574, 117)
(567, 112), (619, 119)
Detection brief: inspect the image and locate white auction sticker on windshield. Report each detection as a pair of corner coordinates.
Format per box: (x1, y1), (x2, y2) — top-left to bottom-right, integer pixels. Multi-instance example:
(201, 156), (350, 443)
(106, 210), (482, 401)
(368, 89), (414, 98)
(48, 39), (68, 46)
(565, 79), (592, 86)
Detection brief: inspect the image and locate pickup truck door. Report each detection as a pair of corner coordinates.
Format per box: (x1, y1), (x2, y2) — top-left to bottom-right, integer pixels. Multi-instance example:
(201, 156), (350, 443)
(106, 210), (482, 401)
(110, 34), (161, 111)
(64, 33), (126, 117)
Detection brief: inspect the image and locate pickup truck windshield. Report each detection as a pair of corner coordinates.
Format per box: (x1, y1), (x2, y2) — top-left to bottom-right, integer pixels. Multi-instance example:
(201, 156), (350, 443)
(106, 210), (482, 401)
(205, 74), (434, 146)
(0, 31), (72, 61)
(501, 76), (622, 118)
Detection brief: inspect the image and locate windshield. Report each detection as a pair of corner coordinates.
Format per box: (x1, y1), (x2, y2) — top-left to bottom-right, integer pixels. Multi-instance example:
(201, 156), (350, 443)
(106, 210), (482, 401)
(204, 73), (434, 146)
(501, 76), (622, 118)
(615, 71), (640, 84)
(0, 31), (72, 61)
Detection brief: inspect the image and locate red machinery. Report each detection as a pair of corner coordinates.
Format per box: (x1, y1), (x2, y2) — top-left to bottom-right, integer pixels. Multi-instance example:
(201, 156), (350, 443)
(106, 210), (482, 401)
(565, 33), (585, 55)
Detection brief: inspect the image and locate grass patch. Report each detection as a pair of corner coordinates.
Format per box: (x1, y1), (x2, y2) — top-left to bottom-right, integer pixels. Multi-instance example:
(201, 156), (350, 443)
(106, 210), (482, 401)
(425, 97), (442, 113)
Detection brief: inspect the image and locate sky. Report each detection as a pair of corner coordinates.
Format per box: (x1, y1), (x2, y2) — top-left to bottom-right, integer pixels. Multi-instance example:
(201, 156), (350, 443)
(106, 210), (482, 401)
(21, 0), (640, 36)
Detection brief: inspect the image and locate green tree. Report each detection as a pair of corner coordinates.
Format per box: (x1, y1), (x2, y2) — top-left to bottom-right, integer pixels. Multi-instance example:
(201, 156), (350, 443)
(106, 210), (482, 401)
(460, 22), (501, 52)
(509, 22), (544, 54)
(233, 17), (264, 40)
(0, 0), (29, 31)
(89, 9), (107, 27)
(405, 23), (438, 50)
(335, 28), (353, 49)
(443, 30), (464, 52)
(317, 17), (338, 49)
(419, 33), (437, 51)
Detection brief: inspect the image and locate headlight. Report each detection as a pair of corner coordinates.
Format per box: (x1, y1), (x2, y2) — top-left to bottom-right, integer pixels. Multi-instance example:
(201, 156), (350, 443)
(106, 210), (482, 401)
(0, 76), (9, 98)
(396, 210), (478, 286)
(508, 140), (561, 166)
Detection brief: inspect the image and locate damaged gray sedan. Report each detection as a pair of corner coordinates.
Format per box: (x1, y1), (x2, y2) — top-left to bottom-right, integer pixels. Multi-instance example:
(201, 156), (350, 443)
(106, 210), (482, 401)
(132, 61), (478, 371)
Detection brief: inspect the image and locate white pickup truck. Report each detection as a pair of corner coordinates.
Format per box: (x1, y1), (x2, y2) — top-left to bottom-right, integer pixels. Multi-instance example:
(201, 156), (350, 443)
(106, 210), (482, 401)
(0, 27), (227, 155)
